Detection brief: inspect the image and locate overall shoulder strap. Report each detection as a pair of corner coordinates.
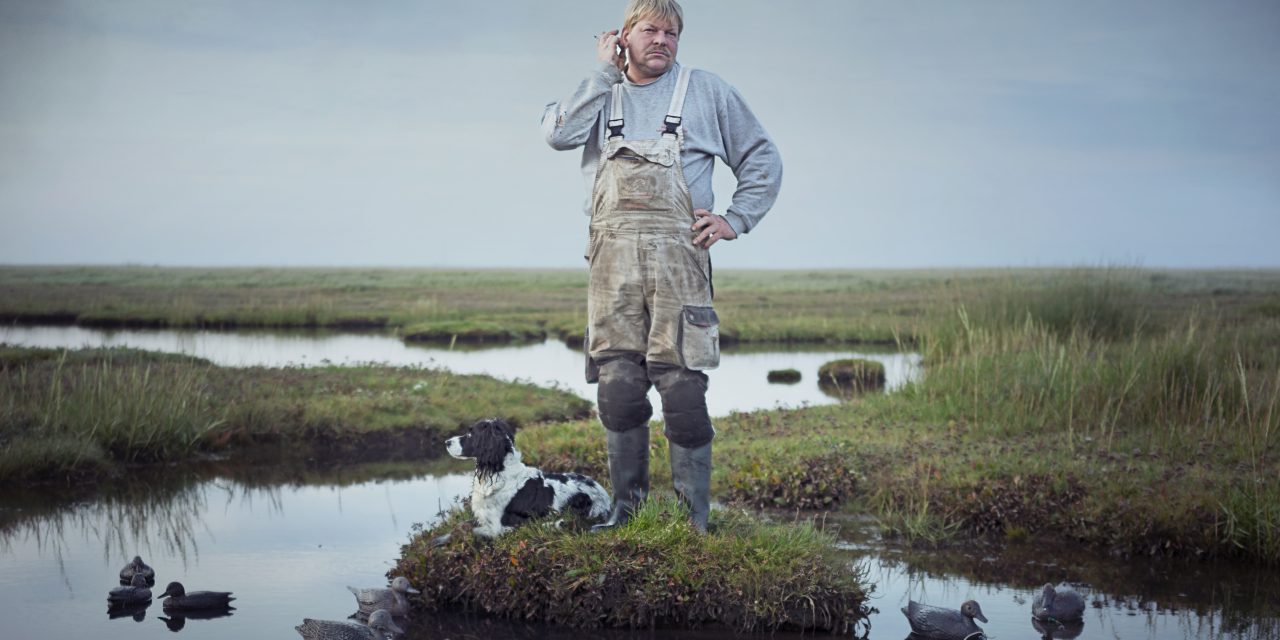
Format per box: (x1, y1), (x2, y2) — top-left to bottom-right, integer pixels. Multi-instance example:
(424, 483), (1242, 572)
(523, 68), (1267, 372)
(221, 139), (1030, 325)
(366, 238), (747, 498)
(662, 66), (693, 137)
(607, 84), (625, 140)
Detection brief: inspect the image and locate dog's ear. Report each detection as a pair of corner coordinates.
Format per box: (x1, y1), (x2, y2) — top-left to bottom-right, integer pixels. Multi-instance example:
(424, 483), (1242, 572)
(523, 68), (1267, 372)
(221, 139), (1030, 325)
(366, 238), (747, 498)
(472, 418), (514, 476)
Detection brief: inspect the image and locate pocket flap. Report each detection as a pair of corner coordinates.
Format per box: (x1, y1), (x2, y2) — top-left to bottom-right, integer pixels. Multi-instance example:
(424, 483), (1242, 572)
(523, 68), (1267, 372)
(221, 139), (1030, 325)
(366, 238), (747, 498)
(607, 144), (677, 167)
(683, 305), (719, 328)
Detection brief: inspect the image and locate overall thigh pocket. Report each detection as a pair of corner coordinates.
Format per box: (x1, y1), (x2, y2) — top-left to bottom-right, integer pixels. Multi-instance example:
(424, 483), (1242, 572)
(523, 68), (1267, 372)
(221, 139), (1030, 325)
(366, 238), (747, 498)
(679, 305), (720, 370)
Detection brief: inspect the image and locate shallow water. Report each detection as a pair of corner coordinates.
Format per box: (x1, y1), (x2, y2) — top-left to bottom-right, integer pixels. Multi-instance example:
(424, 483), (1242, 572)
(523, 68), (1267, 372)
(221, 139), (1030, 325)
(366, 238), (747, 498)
(3, 325), (1277, 639)
(0, 325), (921, 417)
(2, 466), (1277, 640)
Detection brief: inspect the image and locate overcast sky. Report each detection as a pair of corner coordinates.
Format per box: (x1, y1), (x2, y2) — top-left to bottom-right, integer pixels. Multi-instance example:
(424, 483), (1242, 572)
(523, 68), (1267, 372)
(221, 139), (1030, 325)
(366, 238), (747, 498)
(1, 0), (1277, 269)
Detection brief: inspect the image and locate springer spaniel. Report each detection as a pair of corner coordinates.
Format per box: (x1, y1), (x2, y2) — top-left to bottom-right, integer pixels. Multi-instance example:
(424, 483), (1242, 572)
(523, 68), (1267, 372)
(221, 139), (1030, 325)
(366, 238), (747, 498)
(446, 418), (611, 538)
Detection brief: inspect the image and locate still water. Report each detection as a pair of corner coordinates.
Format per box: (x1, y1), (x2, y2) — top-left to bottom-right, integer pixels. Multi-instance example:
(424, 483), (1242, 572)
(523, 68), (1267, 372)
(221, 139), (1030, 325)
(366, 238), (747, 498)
(0, 325), (921, 416)
(1, 326), (1277, 639)
(2, 463), (1277, 640)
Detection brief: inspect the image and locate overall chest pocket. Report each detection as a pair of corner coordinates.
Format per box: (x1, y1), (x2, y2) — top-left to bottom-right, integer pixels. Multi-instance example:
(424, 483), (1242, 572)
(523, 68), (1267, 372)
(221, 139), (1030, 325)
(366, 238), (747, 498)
(679, 305), (720, 370)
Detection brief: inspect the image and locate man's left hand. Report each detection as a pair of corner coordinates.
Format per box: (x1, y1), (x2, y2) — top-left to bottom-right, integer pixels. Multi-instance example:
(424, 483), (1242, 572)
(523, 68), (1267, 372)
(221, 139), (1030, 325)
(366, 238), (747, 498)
(691, 209), (737, 248)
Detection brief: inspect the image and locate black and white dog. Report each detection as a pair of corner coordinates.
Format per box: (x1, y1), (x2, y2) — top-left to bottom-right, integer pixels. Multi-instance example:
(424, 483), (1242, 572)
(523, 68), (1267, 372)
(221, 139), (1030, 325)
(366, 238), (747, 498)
(446, 418), (611, 538)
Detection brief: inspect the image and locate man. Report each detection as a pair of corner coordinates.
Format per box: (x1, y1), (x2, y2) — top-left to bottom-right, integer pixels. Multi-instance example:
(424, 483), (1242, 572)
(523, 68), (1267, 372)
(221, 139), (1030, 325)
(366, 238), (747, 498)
(542, 0), (781, 532)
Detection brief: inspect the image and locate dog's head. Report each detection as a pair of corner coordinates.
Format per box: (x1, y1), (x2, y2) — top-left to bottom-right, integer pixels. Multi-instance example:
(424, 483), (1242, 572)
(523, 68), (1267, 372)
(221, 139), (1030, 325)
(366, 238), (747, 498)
(446, 418), (517, 478)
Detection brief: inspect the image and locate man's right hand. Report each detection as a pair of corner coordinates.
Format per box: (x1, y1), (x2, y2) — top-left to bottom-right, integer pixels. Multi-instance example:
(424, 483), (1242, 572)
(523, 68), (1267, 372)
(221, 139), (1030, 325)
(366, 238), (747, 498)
(597, 29), (624, 72)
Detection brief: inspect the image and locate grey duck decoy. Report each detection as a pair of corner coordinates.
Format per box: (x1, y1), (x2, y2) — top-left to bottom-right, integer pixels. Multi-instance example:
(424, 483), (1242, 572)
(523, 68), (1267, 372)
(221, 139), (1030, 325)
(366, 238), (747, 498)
(157, 581), (235, 610)
(118, 555), (155, 584)
(347, 576), (420, 618)
(295, 608), (404, 640)
(108, 572), (153, 605)
(1032, 582), (1086, 622)
(901, 599), (988, 640)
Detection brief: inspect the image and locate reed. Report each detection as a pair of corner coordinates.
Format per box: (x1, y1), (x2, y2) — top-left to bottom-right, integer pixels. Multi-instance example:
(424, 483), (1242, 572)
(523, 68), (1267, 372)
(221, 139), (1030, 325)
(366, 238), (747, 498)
(2, 350), (222, 474)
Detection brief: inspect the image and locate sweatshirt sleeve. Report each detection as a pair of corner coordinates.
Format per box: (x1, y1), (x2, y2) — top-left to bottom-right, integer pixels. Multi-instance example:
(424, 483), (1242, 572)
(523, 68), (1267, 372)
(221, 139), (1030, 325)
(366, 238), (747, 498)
(542, 62), (624, 151)
(717, 85), (782, 236)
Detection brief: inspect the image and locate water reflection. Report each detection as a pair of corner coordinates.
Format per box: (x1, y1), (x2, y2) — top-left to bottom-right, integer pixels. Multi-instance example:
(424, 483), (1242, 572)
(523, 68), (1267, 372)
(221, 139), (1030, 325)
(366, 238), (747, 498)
(107, 600), (152, 622)
(3, 464), (1279, 640)
(157, 608), (235, 632)
(0, 326), (922, 417)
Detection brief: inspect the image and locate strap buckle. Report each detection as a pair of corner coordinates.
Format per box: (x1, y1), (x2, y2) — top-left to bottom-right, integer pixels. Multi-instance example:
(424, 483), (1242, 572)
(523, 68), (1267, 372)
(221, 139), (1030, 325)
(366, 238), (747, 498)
(607, 118), (625, 139)
(662, 115), (681, 136)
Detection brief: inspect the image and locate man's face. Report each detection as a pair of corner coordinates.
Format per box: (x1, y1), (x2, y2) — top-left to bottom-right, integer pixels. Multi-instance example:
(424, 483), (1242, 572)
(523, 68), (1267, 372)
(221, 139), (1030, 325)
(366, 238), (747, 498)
(622, 16), (680, 83)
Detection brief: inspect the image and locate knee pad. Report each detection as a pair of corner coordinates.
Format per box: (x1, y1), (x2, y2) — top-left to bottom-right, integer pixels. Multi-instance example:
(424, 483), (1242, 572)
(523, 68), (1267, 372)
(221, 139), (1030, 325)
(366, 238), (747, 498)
(650, 364), (714, 448)
(596, 355), (653, 432)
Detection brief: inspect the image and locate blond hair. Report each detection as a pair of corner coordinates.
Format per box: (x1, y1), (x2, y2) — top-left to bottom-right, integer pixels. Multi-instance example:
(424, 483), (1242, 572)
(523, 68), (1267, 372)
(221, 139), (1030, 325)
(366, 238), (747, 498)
(623, 0), (684, 36)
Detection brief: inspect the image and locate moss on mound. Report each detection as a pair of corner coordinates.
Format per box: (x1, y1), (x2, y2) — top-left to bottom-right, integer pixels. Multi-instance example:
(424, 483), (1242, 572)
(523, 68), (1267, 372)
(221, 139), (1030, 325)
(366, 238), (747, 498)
(394, 499), (872, 633)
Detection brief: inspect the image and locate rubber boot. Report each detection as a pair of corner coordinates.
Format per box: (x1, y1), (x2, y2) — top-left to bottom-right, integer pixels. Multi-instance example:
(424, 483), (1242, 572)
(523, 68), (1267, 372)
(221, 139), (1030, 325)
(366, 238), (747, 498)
(591, 426), (650, 532)
(669, 440), (712, 533)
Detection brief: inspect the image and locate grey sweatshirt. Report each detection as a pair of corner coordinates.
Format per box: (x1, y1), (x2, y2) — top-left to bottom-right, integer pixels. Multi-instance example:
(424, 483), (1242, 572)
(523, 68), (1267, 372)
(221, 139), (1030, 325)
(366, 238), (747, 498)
(542, 61), (781, 237)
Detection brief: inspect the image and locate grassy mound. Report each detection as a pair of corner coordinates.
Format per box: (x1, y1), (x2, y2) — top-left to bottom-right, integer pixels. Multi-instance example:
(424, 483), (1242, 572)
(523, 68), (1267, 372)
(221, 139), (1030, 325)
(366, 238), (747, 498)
(394, 499), (872, 633)
(766, 368), (802, 383)
(817, 358), (886, 394)
(401, 319), (546, 344)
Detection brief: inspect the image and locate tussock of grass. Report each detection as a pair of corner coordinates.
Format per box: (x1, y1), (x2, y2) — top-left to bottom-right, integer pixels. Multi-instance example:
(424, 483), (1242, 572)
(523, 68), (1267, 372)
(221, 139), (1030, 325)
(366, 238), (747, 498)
(766, 368), (802, 383)
(394, 498), (872, 633)
(817, 358), (886, 394)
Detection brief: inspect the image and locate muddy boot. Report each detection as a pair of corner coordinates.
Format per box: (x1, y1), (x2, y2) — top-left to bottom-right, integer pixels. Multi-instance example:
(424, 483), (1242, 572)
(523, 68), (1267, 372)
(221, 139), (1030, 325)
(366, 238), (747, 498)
(592, 426), (650, 532)
(669, 441), (712, 533)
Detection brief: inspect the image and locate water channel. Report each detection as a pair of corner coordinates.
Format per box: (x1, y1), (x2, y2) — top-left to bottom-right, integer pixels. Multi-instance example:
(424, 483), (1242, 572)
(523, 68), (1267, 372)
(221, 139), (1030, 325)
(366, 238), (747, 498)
(1, 326), (1277, 639)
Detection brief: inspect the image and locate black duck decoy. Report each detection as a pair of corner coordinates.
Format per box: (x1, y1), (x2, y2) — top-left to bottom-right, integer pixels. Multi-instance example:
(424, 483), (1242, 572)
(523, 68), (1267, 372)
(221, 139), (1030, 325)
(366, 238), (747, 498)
(1032, 582), (1086, 622)
(157, 581), (235, 610)
(901, 599), (988, 640)
(108, 572), (153, 606)
(119, 555), (156, 584)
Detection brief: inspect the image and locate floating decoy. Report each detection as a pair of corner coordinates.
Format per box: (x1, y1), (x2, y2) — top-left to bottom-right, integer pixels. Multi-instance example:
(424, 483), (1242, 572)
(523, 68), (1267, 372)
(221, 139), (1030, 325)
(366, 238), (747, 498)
(347, 576), (420, 618)
(901, 599), (988, 640)
(295, 609), (404, 640)
(1032, 582), (1086, 623)
(118, 555), (155, 584)
(157, 581), (235, 610)
(108, 572), (153, 605)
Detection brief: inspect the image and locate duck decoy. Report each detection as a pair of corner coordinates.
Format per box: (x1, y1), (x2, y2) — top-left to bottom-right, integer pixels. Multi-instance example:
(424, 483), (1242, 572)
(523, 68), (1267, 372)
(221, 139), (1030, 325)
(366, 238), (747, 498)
(108, 572), (153, 605)
(157, 581), (235, 610)
(901, 599), (988, 640)
(295, 608), (404, 640)
(119, 555), (155, 584)
(1032, 582), (1086, 622)
(347, 576), (420, 618)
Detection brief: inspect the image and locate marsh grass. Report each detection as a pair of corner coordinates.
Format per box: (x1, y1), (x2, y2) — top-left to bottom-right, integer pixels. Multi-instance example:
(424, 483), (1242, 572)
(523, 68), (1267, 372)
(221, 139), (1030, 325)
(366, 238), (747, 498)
(0, 346), (591, 483)
(395, 497), (872, 632)
(0, 349), (222, 478)
(912, 282), (1277, 460)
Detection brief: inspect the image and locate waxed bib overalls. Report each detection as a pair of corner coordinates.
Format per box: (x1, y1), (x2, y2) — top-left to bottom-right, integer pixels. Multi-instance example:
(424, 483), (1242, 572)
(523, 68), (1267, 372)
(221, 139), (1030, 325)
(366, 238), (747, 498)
(585, 67), (716, 533)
